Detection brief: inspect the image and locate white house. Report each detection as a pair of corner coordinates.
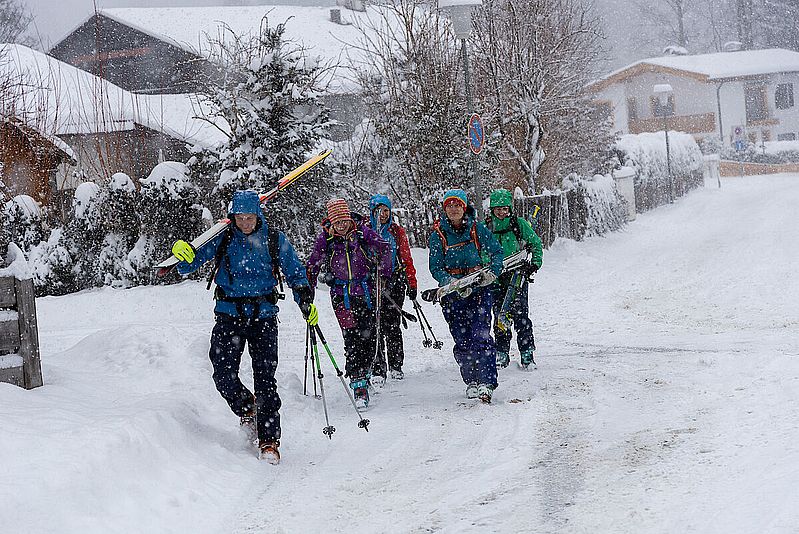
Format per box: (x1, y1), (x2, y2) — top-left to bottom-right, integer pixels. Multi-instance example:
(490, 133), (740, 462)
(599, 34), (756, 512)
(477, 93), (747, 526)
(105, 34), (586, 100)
(586, 49), (799, 146)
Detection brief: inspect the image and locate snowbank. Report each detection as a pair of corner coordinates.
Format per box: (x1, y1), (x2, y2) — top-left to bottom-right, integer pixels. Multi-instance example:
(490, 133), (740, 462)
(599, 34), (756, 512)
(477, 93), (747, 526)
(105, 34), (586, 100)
(0, 243), (32, 280)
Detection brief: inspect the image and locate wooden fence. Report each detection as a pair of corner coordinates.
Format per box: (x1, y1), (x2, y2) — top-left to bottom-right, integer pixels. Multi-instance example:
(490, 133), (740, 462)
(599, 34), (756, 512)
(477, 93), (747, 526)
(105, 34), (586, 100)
(392, 190), (581, 249)
(0, 277), (43, 389)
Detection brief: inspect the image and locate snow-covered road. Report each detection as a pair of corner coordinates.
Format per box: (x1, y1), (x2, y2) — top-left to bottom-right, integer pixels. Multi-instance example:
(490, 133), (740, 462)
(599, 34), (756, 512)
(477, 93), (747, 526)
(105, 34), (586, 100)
(2, 174), (798, 533)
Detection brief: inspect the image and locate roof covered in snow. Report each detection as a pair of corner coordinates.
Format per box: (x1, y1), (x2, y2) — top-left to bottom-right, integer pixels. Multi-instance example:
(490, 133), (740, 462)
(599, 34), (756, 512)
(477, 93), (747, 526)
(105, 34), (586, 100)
(0, 44), (228, 148)
(587, 48), (799, 91)
(94, 5), (387, 94)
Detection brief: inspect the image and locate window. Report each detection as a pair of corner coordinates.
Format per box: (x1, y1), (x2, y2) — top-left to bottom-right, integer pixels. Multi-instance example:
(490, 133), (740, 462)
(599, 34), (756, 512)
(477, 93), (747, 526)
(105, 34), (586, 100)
(775, 83), (794, 109)
(745, 84), (769, 122)
(650, 94), (674, 117)
(778, 132), (797, 141)
(627, 97), (638, 120)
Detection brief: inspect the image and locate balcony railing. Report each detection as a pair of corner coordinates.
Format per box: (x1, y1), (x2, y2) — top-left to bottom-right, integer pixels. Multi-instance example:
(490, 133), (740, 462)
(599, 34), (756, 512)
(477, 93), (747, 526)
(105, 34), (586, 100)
(629, 112), (716, 134)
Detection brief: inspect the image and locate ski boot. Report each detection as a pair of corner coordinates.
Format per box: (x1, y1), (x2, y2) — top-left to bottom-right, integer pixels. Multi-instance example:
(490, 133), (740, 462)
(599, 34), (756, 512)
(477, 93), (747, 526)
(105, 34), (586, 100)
(520, 350), (537, 370)
(371, 374), (386, 389)
(258, 440), (280, 464)
(465, 383), (479, 399)
(389, 368), (404, 380)
(496, 351), (510, 368)
(350, 378), (370, 409)
(477, 384), (493, 404)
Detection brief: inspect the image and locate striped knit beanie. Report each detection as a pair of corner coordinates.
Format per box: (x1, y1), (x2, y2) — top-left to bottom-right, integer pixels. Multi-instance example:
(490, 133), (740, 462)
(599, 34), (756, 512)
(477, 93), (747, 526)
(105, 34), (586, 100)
(326, 198), (352, 224)
(442, 189), (468, 210)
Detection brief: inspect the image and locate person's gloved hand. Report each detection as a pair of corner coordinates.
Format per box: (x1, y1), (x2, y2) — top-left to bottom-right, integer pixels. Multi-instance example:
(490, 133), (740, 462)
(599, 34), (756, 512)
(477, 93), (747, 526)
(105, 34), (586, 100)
(172, 240), (196, 263)
(477, 270), (498, 287)
(320, 271), (335, 287)
(407, 286), (417, 301)
(527, 263), (540, 274)
(301, 302), (319, 326)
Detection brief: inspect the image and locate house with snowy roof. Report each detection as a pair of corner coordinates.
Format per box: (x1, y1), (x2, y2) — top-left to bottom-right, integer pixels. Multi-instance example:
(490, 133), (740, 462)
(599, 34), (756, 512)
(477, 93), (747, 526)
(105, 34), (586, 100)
(586, 49), (799, 147)
(49, 4), (380, 141)
(0, 44), (226, 197)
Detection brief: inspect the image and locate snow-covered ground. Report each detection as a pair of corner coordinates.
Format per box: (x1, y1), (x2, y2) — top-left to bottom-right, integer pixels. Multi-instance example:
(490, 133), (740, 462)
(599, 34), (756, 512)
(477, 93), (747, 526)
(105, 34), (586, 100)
(2, 174), (798, 533)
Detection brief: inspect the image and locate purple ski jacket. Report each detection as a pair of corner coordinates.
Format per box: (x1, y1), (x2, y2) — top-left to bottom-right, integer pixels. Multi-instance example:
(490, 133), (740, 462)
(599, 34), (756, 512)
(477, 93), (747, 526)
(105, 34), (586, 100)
(306, 215), (392, 307)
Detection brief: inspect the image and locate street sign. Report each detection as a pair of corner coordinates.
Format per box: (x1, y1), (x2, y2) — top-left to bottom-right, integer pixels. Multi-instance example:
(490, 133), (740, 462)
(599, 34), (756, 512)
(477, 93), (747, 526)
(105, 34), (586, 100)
(735, 139), (746, 152)
(468, 113), (484, 155)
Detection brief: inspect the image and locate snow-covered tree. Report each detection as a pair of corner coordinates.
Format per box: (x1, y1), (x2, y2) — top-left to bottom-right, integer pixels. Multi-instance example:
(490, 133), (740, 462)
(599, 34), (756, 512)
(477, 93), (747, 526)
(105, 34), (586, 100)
(189, 17), (331, 234)
(1, 195), (47, 253)
(63, 182), (106, 290)
(761, 0), (799, 50)
(98, 173), (139, 287)
(351, 1), (473, 206)
(472, 0), (613, 192)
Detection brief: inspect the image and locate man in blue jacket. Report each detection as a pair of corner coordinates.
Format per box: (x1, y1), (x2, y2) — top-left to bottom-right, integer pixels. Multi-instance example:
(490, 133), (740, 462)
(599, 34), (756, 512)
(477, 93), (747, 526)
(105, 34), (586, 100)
(428, 189), (503, 403)
(171, 190), (317, 464)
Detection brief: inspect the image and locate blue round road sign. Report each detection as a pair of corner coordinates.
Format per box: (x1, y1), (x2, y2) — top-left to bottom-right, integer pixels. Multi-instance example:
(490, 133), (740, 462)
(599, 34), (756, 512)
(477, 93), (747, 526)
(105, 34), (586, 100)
(468, 113), (484, 155)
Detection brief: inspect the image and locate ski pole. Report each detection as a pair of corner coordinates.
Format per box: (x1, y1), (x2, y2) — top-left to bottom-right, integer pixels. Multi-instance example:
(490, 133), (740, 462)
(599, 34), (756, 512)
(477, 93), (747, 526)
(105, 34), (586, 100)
(313, 324), (370, 432)
(412, 298), (432, 348)
(382, 292), (417, 329)
(373, 276), (384, 377)
(303, 324), (309, 395)
(309, 325), (335, 439)
(413, 299), (443, 350)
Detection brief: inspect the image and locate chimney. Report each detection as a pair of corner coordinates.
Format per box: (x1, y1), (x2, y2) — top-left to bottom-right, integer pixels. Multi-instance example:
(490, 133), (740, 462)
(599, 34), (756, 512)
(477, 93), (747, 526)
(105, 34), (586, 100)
(330, 8), (342, 24)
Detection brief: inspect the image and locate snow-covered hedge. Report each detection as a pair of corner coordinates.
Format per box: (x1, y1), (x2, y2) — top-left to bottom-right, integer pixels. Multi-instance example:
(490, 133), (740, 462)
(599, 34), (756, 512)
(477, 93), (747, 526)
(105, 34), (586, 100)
(562, 173), (628, 239)
(615, 131), (704, 212)
(716, 139), (799, 164)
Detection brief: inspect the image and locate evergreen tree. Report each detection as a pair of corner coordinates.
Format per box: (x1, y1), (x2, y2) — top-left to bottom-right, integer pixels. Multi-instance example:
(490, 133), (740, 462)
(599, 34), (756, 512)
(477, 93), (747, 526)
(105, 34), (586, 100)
(189, 17), (331, 238)
(64, 182), (106, 290)
(98, 173), (140, 287)
(132, 162), (203, 284)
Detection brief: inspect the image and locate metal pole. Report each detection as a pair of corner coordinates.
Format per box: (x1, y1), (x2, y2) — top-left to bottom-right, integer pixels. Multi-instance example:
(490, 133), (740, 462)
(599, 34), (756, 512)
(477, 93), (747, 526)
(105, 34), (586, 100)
(663, 113), (673, 203)
(461, 37), (482, 220)
(716, 82), (725, 145)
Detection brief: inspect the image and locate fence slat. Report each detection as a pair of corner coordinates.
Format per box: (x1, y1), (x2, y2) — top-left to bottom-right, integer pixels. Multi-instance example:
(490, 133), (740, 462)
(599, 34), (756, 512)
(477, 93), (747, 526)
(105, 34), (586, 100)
(0, 366), (23, 387)
(0, 278), (15, 307)
(15, 278), (43, 389)
(0, 319), (21, 352)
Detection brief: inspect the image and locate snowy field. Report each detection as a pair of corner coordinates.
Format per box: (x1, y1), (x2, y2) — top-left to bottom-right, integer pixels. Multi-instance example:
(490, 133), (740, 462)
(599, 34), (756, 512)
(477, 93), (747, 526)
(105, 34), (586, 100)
(2, 174), (798, 533)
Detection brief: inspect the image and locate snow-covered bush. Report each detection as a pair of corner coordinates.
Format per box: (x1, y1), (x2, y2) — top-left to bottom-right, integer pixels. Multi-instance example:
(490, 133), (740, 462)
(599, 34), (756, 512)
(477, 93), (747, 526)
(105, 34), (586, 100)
(615, 131), (703, 212)
(717, 139), (799, 164)
(98, 173), (139, 287)
(133, 162), (203, 284)
(1, 195), (47, 253)
(65, 182), (106, 289)
(28, 228), (75, 295)
(563, 173), (627, 239)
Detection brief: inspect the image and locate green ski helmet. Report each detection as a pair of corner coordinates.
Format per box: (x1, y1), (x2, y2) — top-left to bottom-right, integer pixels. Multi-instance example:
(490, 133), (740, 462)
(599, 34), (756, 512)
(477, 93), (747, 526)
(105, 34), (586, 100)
(489, 188), (513, 210)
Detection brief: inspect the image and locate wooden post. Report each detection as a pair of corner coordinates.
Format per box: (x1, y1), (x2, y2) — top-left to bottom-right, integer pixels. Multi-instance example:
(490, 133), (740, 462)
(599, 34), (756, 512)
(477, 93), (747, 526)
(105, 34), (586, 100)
(0, 276), (43, 389)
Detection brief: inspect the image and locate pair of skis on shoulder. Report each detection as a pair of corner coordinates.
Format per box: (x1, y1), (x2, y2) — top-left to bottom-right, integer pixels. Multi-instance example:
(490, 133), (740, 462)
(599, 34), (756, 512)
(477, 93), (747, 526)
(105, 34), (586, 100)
(420, 249), (531, 304)
(153, 149), (333, 277)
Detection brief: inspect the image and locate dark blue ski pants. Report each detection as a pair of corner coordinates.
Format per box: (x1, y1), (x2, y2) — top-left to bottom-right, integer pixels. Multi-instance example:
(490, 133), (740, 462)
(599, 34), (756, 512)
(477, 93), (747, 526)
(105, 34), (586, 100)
(492, 281), (535, 355)
(209, 313), (281, 442)
(441, 286), (498, 388)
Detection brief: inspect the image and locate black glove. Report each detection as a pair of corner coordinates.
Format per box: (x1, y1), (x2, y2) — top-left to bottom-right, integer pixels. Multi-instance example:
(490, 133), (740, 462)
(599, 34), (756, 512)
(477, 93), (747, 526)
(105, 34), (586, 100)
(319, 271), (335, 287)
(295, 285), (314, 308)
(407, 286), (417, 301)
(527, 263), (540, 274)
